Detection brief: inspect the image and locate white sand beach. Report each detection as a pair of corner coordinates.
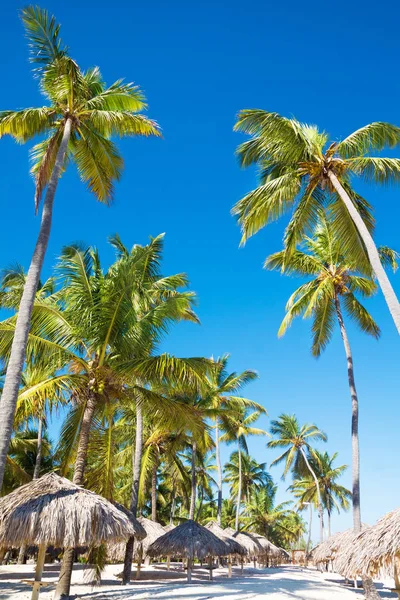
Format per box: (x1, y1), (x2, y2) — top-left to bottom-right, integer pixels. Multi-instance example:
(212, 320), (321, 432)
(0, 564), (394, 600)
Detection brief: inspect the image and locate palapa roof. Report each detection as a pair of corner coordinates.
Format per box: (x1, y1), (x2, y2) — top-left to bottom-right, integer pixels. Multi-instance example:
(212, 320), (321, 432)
(163, 523), (175, 532)
(107, 516), (164, 562)
(335, 509), (400, 579)
(0, 472), (141, 548)
(232, 531), (264, 556)
(147, 519), (229, 560)
(205, 521), (247, 556)
(312, 526), (367, 567)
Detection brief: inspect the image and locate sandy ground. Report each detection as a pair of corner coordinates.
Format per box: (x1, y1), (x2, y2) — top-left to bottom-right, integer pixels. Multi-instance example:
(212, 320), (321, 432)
(0, 563), (396, 600)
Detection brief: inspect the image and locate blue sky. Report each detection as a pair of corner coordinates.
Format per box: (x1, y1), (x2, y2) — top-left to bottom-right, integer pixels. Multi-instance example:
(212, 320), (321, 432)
(1, 0), (399, 541)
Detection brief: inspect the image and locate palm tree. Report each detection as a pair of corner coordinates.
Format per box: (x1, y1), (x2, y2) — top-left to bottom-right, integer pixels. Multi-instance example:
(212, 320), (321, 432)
(0, 235), (209, 595)
(245, 486), (305, 548)
(206, 355), (260, 523)
(289, 451), (351, 538)
(268, 414), (327, 542)
(233, 109), (400, 332)
(0, 5), (160, 490)
(224, 452), (272, 505)
(220, 407), (267, 530)
(265, 218), (397, 535)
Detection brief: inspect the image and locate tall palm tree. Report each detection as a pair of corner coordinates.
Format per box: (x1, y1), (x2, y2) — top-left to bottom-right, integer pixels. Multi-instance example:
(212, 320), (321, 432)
(289, 451), (351, 538)
(268, 414), (327, 542)
(0, 236), (209, 595)
(224, 452), (272, 506)
(265, 218), (397, 534)
(0, 5), (160, 490)
(245, 487), (305, 548)
(206, 355), (260, 523)
(220, 407), (267, 531)
(233, 109), (400, 332)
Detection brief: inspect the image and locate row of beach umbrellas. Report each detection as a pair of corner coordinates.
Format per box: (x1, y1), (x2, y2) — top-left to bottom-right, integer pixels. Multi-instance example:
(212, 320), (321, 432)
(0, 472), (288, 597)
(312, 510), (400, 598)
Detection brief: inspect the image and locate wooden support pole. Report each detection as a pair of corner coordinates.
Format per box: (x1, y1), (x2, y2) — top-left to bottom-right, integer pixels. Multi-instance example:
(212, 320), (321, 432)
(228, 556), (232, 578)
(187, 557), (192, 583)
(166, 555), (171, 571)
(208, 556), (213, 581)
(135, 544), (143, 580)
(31, 544), (46, 600)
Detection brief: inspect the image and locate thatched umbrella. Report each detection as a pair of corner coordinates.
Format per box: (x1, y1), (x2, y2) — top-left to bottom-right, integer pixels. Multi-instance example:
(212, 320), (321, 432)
(312, 526), (367, 571)
(107, 516), (165, 577)
(147, 520), (229, 582)
(0, 473), (141, 600)
(205, 521), (246, 578)
(335, 509), (400, 597)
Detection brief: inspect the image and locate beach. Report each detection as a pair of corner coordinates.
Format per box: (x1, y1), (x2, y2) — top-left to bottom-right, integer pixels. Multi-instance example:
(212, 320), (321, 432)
(0, 564), (393, 600)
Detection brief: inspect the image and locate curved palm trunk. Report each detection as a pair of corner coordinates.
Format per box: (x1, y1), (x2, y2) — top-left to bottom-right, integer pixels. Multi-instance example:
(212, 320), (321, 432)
(122, 399), (143, 584)
(189, 440), (197, 520)
(0, 118), (72, 491)
(328, 171), (400, 334)
(215, 417), (223, 525)
(18, 417), (45, 564)
(299, 448), (324, 543)
(327, 510), (332, 539)
(54, 393), (97, 600)
(306, 503), (312, 557)
(235, 441), (242, 532)
(151, 460), (158, 522)
(335, 296), (361, 530)
(335, 296), (380, 599)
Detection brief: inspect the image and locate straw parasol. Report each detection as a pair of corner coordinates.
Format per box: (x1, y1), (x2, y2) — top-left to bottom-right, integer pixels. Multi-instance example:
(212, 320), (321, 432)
(312, 526), (367, 571)
(205, 521), (246, 556)
(107, 516), (165, 579)
(335, 509), (400, 596)
(147, 520), (229, 582)
(205, 521), (246, 578)
(0, 473), (141, 600)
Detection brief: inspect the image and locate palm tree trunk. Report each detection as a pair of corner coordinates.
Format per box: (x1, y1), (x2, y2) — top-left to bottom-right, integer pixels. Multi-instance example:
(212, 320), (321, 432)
(299, 447), (324, 543)
(327, 510), (332, 539)
(122, 399), (143, 584)
(18, 417), (44, 564)
(33, 417), (44, 480)
(334, 296), (380, 599)
(151, 460), (158, 522)
(335, 295), (361, 531)
(0, 118), (72, 491)
(215, 417), (223, 525)
(54, 392), (96, 600)
(189, 440), (197, 520)
(306, 503), (312, 557)
(170, 487), (176, 525)
(328, 171), (400, 334)
(196, 485), (204, 521)
(235, 442), (242, 532)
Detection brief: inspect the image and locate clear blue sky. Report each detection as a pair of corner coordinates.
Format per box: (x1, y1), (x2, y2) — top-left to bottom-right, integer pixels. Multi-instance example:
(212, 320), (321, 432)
(1, 0), (399, 541)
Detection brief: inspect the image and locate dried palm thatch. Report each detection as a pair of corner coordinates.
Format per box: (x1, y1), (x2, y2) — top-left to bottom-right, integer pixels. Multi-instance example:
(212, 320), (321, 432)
(147, 520), (229, 561)
(0, 473), (141, 548)
(107, 516), (164, 562)
(232, 531), (264, 557)
(312, 526), (367, 568)
(163, 524), (175, 532)
(335, 509), (400, 580)
(205, 521), (247, 556)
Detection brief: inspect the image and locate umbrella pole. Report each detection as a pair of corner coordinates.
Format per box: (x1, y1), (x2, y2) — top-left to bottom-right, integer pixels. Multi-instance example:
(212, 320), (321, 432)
(135, 544), (143, 580)
(166, 555), (170, 571)
(187, 557), (192, 583)
(392, 561), (400, 599)
(31, 544), (46, 600)
(228, 556), (232, 578)
(208, 556), (213, 581)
